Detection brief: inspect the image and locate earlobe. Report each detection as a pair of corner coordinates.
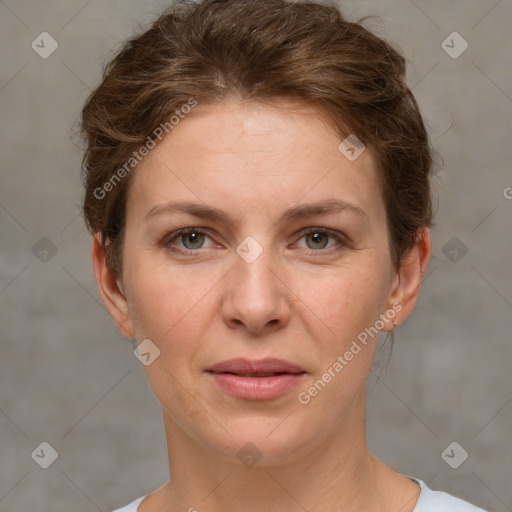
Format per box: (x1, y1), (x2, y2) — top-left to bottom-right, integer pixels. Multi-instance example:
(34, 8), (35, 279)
(91, 233), (135, 339)
(383, 227), (432, 331)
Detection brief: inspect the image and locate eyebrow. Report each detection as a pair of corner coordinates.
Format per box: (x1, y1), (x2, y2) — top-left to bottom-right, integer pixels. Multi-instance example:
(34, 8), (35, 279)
(144, 198), (366, 225)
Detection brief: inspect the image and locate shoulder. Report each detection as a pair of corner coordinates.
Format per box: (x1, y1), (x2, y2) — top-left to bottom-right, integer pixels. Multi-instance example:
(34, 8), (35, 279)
(110, 495), (147, 512)
(110, 480), (490, 512)
(411, 477), (489, 512)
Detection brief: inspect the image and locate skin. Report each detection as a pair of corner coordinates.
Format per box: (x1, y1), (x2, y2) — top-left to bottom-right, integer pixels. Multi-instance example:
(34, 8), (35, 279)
(92, 98), (431, 512)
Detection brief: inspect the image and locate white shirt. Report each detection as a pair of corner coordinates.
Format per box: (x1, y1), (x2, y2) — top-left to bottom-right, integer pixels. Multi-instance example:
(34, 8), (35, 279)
(111, 477), (488, 511)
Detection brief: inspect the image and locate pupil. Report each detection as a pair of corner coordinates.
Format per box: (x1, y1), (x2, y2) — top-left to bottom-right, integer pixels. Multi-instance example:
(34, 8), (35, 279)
(184, 231), (203, 249)
(308, 232), (328, 249)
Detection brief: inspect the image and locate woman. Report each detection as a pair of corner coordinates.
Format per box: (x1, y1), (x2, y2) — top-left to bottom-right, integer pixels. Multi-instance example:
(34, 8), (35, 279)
(80, 0), (489, 510)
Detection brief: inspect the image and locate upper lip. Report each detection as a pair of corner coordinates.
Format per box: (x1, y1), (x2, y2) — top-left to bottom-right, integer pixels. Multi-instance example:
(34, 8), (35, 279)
(207, 358), (305, 375)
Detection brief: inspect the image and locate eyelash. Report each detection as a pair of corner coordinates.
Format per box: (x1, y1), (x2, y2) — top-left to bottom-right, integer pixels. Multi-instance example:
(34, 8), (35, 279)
(163, 227), (349, 256)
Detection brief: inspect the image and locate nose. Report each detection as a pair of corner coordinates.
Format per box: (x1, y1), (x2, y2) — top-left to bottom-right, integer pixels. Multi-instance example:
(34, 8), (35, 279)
(221, 244), (291, 335)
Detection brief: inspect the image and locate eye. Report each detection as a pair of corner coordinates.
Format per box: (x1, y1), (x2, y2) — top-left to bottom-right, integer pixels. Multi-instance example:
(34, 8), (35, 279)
(295, 227), (347, 254)
(163, 226), (348, 257)
(164, 227), (215, 254)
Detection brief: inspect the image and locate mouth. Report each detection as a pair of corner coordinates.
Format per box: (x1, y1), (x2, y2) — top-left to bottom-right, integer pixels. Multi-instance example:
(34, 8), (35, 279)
(206, 358), (307, 400)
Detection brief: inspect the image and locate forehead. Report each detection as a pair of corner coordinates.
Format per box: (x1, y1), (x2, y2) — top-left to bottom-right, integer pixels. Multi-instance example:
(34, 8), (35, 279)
(127, 99), (383, 222)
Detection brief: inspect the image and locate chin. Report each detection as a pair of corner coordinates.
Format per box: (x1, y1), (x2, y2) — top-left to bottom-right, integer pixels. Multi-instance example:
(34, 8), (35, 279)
(203, 416), (322, 468)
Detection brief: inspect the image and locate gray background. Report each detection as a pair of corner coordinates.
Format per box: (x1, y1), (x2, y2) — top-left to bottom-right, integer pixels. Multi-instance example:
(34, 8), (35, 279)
(0, 0), (511, 511)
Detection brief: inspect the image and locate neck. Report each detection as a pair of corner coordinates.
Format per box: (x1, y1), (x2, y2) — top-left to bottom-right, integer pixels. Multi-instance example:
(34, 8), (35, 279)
(146, 389), (418, 512)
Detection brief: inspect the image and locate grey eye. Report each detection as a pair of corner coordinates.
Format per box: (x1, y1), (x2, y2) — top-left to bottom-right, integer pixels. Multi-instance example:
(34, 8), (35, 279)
(304, 231), (330, 250)
(180, 231), (206, 250)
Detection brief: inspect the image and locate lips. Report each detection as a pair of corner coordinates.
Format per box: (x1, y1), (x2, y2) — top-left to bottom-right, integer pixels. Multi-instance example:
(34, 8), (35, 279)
(206, 358), (306, 400)
(206, 357), (305, 376)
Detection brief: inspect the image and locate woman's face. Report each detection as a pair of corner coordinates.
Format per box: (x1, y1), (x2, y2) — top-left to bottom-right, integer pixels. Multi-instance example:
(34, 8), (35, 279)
(106, 99), (413, 464)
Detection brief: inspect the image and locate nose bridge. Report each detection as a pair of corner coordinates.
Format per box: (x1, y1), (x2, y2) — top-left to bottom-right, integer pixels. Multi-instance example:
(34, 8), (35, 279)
(234, 234), (280, 300)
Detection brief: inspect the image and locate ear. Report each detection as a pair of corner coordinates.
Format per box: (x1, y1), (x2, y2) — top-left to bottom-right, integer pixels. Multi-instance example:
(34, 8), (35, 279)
(91, 232), (135, 338)
(382, 227), (432, 331)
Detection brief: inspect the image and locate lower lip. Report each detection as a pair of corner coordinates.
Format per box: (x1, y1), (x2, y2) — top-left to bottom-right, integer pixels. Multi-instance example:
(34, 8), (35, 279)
(208, 372), (306, 400)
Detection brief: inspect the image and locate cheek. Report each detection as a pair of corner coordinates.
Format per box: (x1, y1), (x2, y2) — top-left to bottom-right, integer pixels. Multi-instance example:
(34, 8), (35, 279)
(294, 266), (389, 343)
(292, 271), (386, 418)
(124, 265), (215, 405)
(124, 257), (219, 347)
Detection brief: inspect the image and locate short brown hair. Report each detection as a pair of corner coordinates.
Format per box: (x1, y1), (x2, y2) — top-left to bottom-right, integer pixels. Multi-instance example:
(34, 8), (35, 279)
(80, 0), (433, 277)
